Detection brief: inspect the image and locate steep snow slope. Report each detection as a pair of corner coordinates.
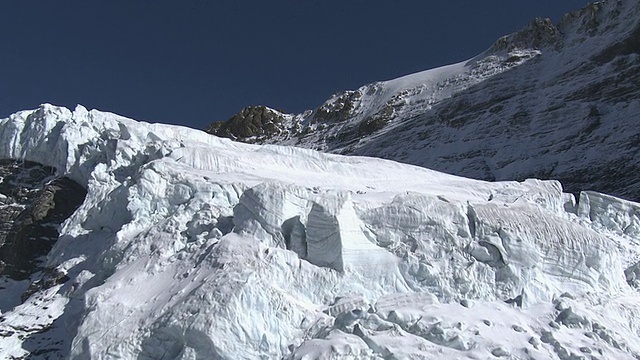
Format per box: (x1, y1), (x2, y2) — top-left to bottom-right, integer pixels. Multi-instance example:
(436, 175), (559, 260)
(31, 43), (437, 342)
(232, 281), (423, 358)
(207, 46), (540, 150)
(207, 0), (640, 201)
(1, 104), (640, 359)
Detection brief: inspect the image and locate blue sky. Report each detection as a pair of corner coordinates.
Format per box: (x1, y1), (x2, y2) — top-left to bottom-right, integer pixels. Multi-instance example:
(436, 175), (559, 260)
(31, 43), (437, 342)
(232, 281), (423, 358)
(0, 1), (589, 129)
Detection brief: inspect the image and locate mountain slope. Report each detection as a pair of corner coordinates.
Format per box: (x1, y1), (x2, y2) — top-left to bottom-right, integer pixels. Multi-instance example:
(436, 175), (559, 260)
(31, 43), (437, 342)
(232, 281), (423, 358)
(207, 0), (640, 201)
(1, 104), (640, 359)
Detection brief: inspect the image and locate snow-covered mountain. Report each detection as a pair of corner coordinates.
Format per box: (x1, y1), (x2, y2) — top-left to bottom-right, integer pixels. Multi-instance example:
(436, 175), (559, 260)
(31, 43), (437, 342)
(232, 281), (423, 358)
(1, 104), (640, 359)
(207, 0), (640, 202)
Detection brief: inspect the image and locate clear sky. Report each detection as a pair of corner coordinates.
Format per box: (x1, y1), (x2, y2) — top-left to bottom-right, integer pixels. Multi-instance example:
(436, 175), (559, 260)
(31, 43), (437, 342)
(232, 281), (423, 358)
(1, 1), (589, 130)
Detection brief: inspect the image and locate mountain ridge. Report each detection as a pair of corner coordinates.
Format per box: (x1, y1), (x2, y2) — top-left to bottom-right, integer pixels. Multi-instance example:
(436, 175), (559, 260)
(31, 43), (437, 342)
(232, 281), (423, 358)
(207, 0), (640, 201)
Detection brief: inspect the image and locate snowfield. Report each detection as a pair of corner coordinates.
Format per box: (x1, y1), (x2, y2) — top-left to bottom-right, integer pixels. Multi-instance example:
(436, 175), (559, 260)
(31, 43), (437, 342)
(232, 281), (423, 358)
(1, 104), (640, 359)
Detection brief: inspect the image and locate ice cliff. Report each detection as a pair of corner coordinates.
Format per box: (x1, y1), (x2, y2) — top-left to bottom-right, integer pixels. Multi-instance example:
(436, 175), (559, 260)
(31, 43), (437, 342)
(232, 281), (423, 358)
(0, 104), (639, 359)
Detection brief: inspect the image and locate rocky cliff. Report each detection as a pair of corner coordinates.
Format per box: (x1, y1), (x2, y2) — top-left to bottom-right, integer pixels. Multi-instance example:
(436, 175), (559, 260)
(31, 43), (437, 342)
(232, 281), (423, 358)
(0, 160), (86, 281)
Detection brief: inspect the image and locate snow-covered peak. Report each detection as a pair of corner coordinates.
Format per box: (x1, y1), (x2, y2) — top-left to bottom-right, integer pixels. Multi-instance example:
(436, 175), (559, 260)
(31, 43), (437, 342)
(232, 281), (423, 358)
(1, 104), (640, 359)
(207, 0), (640, 202)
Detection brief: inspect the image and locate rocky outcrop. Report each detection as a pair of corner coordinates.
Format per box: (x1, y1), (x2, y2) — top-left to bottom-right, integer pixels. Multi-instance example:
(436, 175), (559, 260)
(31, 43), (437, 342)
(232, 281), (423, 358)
(0, 160), (86, 280)
(206, 105), (291, 143)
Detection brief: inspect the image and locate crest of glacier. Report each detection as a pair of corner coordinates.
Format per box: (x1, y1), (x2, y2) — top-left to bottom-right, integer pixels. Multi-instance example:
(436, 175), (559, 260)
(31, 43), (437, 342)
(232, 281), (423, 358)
(1, 104), (640, 359)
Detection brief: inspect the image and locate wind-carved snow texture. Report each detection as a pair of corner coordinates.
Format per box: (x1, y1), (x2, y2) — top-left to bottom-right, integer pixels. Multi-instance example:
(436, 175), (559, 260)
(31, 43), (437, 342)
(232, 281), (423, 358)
(0, 104), (640, 359)
(208, 0), (640, 202)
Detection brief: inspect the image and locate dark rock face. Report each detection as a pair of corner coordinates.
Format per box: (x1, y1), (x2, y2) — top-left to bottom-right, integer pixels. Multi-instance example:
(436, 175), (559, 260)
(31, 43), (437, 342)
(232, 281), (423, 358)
(0, 160), (86, 280)
(206, 105), (289, 143)
(313, 90), (362, 124)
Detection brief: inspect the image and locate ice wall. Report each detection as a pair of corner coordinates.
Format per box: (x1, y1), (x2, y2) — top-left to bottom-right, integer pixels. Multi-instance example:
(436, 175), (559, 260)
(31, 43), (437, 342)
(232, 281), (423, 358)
(0, 104), (639, 359)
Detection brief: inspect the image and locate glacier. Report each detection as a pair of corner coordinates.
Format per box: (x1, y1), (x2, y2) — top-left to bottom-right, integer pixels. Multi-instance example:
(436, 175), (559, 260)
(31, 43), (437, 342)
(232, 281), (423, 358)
(0, 104), (640, 359)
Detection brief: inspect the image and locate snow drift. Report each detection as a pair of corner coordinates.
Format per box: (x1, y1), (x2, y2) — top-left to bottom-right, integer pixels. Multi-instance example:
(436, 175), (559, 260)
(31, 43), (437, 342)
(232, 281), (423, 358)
(0, 104), (639, 359)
